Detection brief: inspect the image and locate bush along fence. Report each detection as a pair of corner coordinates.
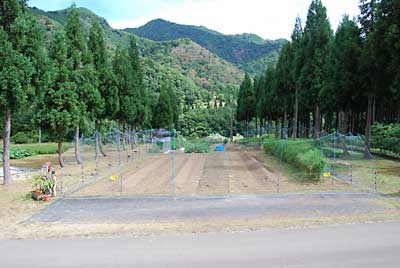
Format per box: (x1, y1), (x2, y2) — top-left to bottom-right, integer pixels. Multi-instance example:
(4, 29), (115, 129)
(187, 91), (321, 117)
(235, 129), (398, 195)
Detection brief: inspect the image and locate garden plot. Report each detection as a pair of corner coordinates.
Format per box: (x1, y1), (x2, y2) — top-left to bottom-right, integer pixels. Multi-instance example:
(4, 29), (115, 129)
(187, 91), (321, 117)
(71, 144), (354, 197)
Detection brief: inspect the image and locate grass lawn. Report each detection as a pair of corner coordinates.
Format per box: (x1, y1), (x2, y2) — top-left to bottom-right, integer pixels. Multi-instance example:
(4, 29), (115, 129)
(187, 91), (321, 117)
(10, 142), (70, 155)
(0, 143), (70, 167)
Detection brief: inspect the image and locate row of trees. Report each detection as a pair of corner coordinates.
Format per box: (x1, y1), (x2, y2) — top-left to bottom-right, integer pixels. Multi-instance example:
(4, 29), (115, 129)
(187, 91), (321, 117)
(1, 1), (178, 185)
(237, 0), (400, 156)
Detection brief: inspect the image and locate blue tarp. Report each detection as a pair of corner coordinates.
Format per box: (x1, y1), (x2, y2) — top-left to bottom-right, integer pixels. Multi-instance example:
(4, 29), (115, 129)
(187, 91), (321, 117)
(215, 144), (225, 152)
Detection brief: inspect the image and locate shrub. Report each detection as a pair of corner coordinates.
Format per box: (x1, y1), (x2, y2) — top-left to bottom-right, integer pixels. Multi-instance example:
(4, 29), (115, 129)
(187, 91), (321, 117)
(263, 139), (327, 180)
(183, 140), (211, 153)
(0, 148), (35, 159)
(371, 123), (400, 156)
(296, 149), (326, 179)
(11, 131), (38, 144)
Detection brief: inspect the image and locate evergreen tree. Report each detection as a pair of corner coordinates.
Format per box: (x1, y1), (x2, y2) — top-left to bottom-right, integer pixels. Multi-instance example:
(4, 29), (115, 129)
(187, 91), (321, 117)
(113, 46), (131, 128)
(358, 0), (380, 157)
(0, 0), (38, 185)
(290, 17), (304, 138)
(236, 73), (254, 135)
(127, 36), (152, 133)
(275, 42), (293, 133)
(301, 0), (333, 138)
(153, 83), (174, 129)
(88, 19), (118, 158)
(0, 28), (33, 185)
(37, 29), (80, 167)
(65, 5), (102, 164)
(322, 15), (362, 133)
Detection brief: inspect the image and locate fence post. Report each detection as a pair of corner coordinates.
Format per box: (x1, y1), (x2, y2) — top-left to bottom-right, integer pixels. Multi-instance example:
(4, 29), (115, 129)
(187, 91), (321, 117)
(60, 166), (64, 197)
(80, 135), (85, 183)
(172, 129), (177, 195)
(333, 130), (337, 170)
(278, 141), (284, 193)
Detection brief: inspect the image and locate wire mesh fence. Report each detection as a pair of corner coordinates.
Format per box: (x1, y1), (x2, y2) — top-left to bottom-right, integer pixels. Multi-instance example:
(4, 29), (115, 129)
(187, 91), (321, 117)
(4, 127), (398, 197)
(235, 128), (400, 195)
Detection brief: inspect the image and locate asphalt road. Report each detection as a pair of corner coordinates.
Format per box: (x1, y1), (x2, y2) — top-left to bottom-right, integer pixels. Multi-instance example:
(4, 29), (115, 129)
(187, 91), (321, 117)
(28, 193), (388, 224)
(2, 221), (400, 267)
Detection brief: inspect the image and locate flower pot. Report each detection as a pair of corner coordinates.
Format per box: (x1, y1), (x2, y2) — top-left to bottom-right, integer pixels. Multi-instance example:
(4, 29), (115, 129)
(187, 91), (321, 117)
(42, 195), (51, 201)
(32, 190), (43, 201)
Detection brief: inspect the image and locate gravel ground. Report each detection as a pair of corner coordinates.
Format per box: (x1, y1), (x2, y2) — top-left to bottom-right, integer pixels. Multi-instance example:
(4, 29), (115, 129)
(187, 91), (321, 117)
(28, 192), (393, 224)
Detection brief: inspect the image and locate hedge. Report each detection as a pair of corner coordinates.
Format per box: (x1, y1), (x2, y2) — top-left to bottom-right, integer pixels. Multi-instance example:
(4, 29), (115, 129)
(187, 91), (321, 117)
(263, 139), (327, 180)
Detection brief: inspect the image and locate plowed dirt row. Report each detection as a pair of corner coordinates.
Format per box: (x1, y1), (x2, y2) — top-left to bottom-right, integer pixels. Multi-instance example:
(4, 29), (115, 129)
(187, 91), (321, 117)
(73, 145), (353, 196)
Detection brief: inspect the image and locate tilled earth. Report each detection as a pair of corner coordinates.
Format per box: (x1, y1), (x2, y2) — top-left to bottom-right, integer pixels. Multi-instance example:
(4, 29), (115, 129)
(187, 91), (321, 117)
(73, 145), (353, 197)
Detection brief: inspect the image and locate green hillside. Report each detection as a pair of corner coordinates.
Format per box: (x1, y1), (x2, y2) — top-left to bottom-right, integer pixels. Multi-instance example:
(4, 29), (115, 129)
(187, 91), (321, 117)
(125, 19), (287, 74)
(28, 6), (244, 107)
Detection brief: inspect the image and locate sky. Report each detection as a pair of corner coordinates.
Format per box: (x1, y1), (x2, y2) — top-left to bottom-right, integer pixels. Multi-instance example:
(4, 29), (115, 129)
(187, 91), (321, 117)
(28, 0), (361, 40)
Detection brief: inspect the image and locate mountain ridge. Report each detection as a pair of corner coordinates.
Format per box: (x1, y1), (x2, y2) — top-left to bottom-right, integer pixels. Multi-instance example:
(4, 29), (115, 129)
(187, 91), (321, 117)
(28, 6), (244, 106)
(125, 18), (287, 74)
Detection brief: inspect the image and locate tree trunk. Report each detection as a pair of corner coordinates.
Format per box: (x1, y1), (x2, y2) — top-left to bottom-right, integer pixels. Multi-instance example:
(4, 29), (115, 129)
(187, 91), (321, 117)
(364, 95), (373, 159)
(314, 104), (321, 139)
(293, 88), (299, 139)
(230, 97), (233, 142)
(57, 129), (64, 168)
(38, 127), (42, 144)
(372, 96), (376, 124)
(74, 125), (82, 164)
(2, 109), (11, 185)
(122, 125), (127, 151)
(130, 126), (137, 150)
(283, 107), (287, 139)
(98, 123), (107, 157)
(255, 115), (258, 137)
(95, 120), (100, 161)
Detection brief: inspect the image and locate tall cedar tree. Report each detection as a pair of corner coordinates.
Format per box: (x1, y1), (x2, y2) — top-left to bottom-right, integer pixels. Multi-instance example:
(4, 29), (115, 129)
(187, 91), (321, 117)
(88, 19), (119, 158)
(236, 73), (255, 135)
(127, 36), (152, 142)
(358, 0), (379, 157)
(0, 0), (37, 185)
(301, 0), (333, 139)
(153, 83), (174, 129)
(65, 6), (102, 164)
(275, 42), (294, 133)
(38, 29), (80, 167)
(322, 16), (362, 133)
(290, 17), (304, 138)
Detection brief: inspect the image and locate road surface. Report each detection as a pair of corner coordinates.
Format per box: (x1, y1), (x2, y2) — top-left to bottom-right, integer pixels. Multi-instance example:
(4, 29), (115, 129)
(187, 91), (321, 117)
(1, 221), (400, 267)
(28, 193), (388, 224)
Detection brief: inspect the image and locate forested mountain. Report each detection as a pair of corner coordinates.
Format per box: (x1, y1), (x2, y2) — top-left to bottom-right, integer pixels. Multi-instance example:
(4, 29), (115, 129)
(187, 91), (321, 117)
(125, 19), (286, 74)
(28, 6), (244, 107)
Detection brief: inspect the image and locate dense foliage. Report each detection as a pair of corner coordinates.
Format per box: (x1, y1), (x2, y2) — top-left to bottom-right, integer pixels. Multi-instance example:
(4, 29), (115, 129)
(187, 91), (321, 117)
(126, 19), (285, 74)
(262, 139), (327, 179)
(372, 123), (400, 156)
(237, 0), (400, 158)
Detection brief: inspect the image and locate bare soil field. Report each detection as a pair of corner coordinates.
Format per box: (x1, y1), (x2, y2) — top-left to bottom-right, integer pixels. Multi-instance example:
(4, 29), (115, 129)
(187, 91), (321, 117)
(73, 144), (354, 197)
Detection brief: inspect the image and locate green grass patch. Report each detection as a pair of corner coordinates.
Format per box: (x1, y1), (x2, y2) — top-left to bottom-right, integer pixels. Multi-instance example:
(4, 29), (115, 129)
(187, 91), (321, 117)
(263, 139), (327, 180)
(12, 143), (70, 155)
(0, 143), (70, 161)
(181, 139), (212, 153)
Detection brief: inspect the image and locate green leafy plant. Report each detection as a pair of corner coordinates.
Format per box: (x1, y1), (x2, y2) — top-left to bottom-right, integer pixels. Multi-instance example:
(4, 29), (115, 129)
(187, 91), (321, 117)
(0, 148), (35, 159)
(263, 139), (327, 180)
(32, 174), (54, 195)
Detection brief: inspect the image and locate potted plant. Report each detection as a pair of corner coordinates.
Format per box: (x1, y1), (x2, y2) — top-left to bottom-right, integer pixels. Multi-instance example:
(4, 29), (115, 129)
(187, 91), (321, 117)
(31, 174), (54, 201)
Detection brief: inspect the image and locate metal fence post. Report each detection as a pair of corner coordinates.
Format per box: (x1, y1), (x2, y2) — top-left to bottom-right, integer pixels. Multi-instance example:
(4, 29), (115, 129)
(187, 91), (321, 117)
(172, 129), (177, 195)
(278, 141), (284, 193)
